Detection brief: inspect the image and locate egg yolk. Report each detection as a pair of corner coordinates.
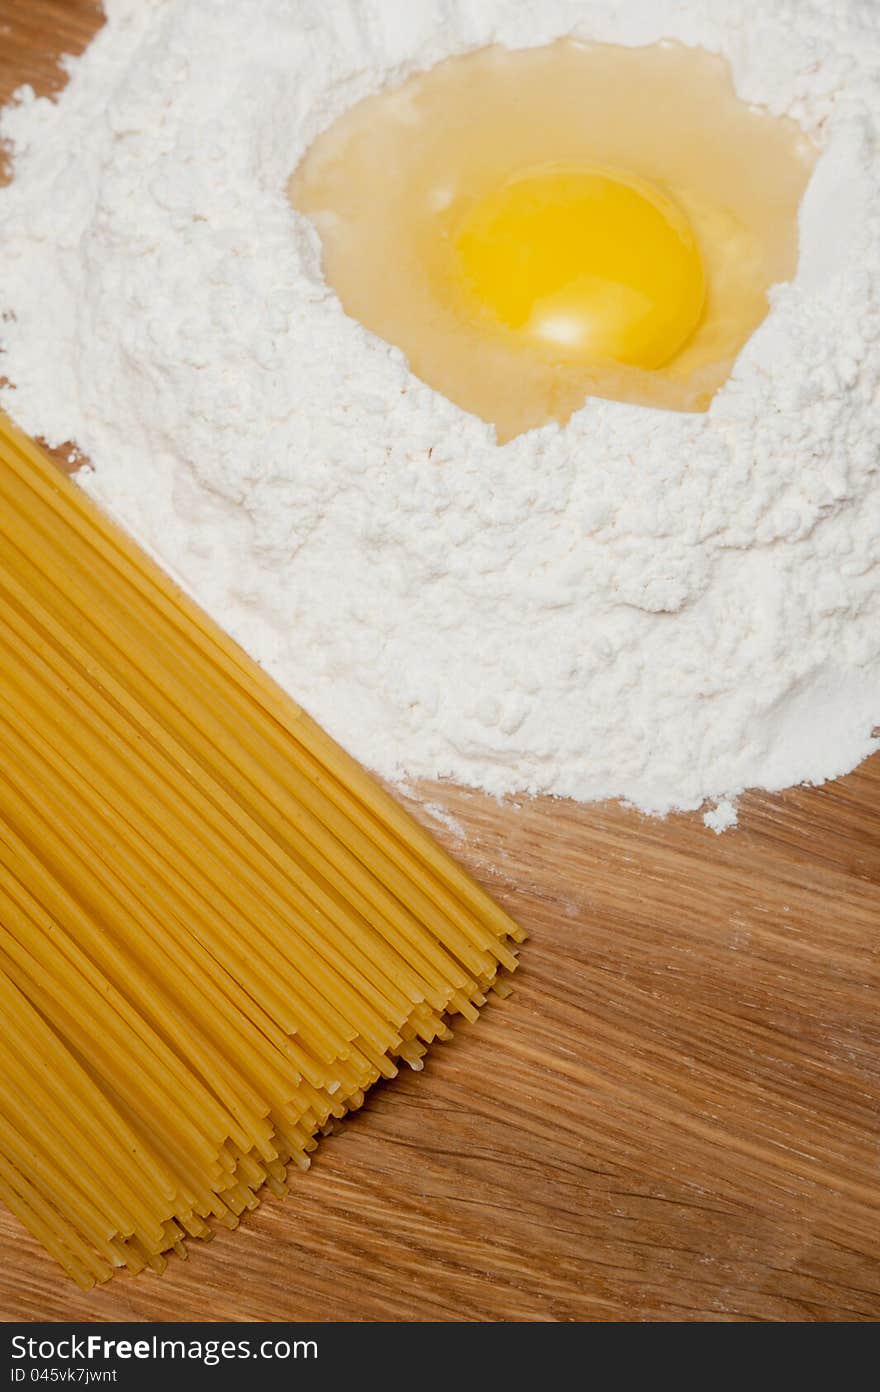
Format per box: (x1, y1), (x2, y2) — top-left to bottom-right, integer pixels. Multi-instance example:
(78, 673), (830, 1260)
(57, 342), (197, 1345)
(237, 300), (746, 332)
(453, 164), (706, 369)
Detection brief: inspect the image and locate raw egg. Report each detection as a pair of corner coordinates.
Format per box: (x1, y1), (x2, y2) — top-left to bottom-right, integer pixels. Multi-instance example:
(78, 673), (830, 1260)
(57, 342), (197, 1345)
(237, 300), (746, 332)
(290, 40), (817, 442)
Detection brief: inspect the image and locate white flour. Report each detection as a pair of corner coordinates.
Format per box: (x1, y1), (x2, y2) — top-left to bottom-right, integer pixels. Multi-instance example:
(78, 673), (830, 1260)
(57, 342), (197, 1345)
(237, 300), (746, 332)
(1, 0), (879, 827)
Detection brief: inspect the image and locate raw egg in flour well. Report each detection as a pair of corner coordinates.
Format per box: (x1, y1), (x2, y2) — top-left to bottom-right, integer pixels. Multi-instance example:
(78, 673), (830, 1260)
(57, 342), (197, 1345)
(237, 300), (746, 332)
(289, 40), (817, 442)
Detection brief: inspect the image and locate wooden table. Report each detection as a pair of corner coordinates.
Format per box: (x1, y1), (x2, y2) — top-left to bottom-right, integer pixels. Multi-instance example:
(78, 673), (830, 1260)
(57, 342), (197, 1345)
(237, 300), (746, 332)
(1, 0), (878, 1324)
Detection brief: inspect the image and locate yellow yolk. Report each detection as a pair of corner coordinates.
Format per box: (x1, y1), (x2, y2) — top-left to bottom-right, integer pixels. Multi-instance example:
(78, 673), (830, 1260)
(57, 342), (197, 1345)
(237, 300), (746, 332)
(453, 164), (706, 369)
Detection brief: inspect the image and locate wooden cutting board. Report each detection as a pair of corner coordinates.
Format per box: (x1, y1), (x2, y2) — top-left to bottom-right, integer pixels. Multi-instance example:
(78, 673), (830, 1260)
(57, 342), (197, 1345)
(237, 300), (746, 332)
(1, 0), (878, 1324)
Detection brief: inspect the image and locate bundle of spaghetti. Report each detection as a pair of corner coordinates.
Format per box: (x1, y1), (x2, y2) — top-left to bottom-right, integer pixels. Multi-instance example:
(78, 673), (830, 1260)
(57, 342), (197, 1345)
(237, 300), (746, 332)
(0, 412), (523, 1287)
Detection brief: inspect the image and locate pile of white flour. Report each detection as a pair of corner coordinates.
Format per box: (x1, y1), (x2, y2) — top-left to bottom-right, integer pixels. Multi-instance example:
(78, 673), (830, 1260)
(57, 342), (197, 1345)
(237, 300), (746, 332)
(1, 0), (878, 827)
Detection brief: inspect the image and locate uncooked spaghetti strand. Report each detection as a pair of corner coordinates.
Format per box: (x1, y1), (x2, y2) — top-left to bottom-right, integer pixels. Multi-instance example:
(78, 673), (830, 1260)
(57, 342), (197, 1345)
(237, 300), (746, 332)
(0, 1080), (152, 1259)
(0, 904), (221, 1196)
(0, 417), (520, 953)
(0, 606), (440, 1046)
(12, 712), (404, 1063)
(0, 1154), (109, 1290)
(0, 559), (470, 1030)
(0, 453), (515, 979)
(0, 592), (481, 1069)
(0, 1040), (162, 1248)
(0, 1117), (140, 1266)
(0, 1007), (168, 1248)
(0, 820), (247, 1169)
(0, 957), (184, 1215)
(0, 838), (230, 1121)
(0, 878), (244, 1201)
(0, 812), (254, 1163)
(0, 707), (487, 1174)
(0, 924), (199, 1197)
(0, 747), (285, 1156)
(0, 701), (402, 1130)
(0, 415), (521, 1287)
(0, 570), (487, 1030)
(0, 686), (344, 1105)
(0, 915), (178, 1201)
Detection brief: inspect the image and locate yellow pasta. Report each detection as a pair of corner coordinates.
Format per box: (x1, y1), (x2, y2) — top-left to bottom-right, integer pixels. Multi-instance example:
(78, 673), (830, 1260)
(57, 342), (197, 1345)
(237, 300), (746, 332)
(0, 412), (522, 1287)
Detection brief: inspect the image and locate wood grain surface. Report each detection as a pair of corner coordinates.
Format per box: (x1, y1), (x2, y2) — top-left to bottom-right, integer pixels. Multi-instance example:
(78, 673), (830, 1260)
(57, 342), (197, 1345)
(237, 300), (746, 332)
(1, 0), (879, 1324)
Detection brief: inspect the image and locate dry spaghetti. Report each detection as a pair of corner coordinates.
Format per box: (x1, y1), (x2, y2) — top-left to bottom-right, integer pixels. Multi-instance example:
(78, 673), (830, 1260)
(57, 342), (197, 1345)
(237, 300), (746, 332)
(0, 413), (522, 1287)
